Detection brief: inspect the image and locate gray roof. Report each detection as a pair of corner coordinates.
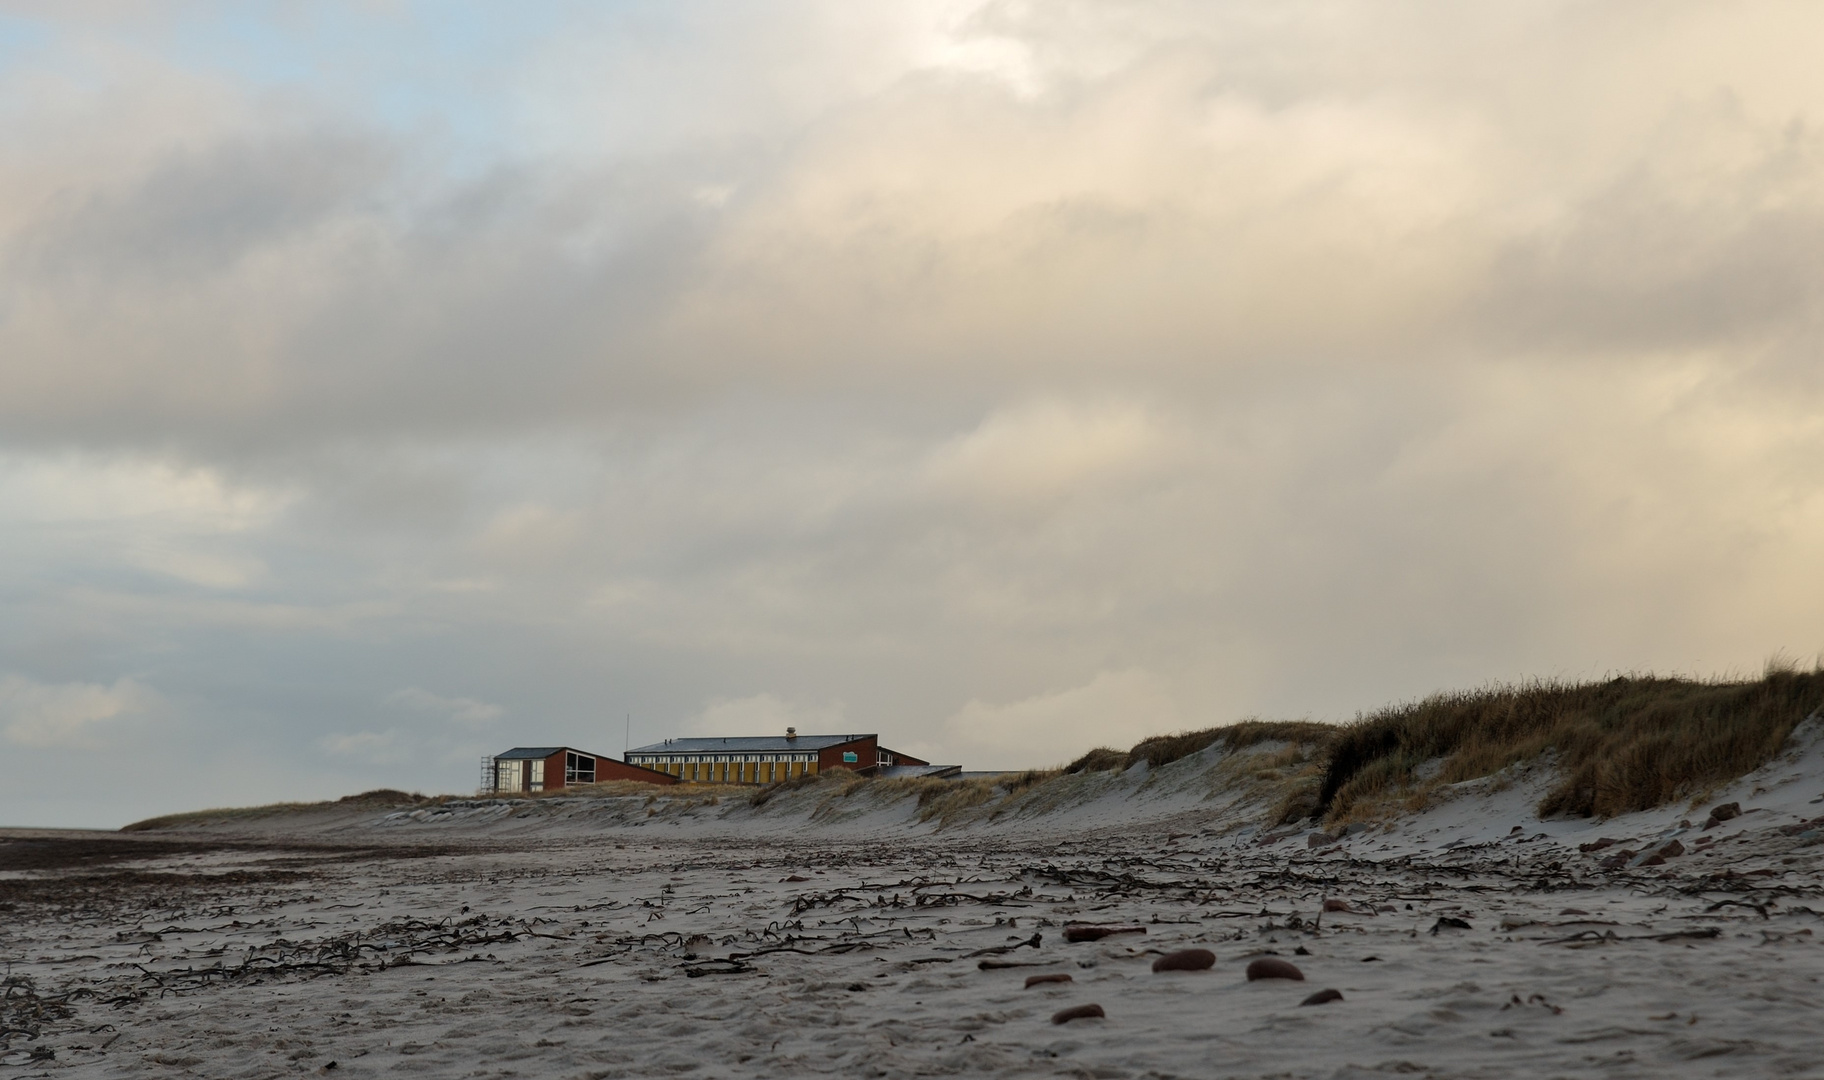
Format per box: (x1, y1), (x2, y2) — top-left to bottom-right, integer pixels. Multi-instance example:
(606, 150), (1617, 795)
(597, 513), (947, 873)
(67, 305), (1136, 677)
(494, 746), (588, 760)
(627, 734), (874, 755)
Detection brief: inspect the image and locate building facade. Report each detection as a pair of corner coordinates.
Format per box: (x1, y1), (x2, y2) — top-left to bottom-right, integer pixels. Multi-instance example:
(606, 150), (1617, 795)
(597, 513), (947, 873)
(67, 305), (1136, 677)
(484, 746), (679, 793)
(623, 730), (932, 784)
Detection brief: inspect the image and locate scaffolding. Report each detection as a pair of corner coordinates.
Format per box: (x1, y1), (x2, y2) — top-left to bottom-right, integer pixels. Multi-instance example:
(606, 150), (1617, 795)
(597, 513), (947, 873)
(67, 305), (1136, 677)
(477, 756), (496, 796)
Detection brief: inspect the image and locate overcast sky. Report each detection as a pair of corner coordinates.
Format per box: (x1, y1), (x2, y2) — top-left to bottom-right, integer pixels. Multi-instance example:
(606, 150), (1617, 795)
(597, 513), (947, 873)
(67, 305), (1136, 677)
(3, 1), (1822, 828)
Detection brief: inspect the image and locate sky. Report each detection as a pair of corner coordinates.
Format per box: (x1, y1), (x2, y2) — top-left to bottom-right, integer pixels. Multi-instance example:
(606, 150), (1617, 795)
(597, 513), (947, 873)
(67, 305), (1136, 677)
(3, 1), (1823, 828)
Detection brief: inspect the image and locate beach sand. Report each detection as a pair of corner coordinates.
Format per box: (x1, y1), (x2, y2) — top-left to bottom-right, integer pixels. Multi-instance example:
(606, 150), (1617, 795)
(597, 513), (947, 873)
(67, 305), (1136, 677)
(6, 736), (1824, 1078)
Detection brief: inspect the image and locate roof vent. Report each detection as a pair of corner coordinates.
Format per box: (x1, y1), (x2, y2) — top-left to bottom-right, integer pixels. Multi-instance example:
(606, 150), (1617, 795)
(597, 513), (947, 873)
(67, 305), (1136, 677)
(786, 726), (798, 740)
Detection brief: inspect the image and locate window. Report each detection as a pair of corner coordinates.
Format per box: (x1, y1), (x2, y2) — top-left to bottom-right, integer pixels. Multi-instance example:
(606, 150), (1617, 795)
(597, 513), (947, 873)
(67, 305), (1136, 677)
(529, 759), (545, 791)
(495, 759), (524, 792)
(566, 752), (596, 784)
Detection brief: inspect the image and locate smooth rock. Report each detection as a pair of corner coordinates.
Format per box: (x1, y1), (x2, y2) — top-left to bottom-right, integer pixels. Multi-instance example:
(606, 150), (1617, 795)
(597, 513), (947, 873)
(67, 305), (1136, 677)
(1658, 839), (1685, 858)
(1152, 948), (1216, 973)
(1322, 899), (1352, 913)
(1300, 988), (1344, 1006)
(1246, 957), (1305, 981)
(1709, 802), (1742, 822)
(1064, 924), (1147, 943)
(1051, 1003), (1105, 1024)
(1025, 973), (1073, 988)
(1579, 837), (1617, 853)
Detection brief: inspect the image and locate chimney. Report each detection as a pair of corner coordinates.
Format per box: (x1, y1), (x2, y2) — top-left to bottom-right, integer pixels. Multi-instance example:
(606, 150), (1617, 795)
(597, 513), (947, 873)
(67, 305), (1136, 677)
(785, 726), (798, 740)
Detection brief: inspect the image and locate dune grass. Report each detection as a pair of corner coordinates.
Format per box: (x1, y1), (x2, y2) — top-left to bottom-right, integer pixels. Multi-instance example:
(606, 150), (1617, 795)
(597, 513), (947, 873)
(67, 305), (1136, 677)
(1318, 668), (1824, 822)
(1063, 720), (1340, 823)
(125, 668), (1824, 834)
(1065, 720), (1341, 776)
(123, 789), (436, 831)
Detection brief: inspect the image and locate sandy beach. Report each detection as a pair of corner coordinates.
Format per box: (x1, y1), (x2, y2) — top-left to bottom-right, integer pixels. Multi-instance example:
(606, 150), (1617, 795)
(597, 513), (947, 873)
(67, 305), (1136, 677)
(7, 727), (1824, 1079)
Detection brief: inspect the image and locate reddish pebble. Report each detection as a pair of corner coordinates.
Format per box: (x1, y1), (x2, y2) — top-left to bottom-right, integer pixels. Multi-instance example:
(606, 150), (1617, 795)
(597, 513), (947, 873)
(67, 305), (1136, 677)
(1151, 948), (1216, 973)
(1024, 973), (1073, 988)
(784, 875), (810, 882)
(1064, 924), (1148, 943)
(1246, 957), (1305, 981)
(1658, 839), (1685, 858)
(1051, 1003), (1105, 1024)
(1322, 899), (1352, 913)
(1300, 988), (1344, 1006)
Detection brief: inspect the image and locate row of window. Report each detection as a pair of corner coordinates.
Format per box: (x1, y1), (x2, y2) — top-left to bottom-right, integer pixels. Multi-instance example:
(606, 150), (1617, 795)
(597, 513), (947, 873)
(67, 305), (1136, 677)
(653, 757), (817, 783)
(630, 752), (818, 765)
(493, 753), (596, 792)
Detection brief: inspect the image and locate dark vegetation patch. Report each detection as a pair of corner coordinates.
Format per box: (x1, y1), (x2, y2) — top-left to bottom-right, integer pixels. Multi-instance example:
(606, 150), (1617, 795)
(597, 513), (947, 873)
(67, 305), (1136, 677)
(1065, 720), (1340, 775)
(0, 834), (480, 916)
(336, 789), (430, 805)
(1052, 669), (1824, 824)
(1319, 669), (1824, 821)
(0, 834), (469, 873)
(0, 868), (315, 912)
(123, 789), (434, 831)
(0, 836), (251, 873)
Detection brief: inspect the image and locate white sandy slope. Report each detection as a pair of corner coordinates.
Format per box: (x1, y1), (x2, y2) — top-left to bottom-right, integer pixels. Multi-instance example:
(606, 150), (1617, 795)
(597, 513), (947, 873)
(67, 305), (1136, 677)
(5, 724), (1824, 1078)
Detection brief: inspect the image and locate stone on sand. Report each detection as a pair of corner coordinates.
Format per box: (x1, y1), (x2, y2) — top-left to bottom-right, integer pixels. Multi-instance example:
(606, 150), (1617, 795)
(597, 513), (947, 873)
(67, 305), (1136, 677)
(1246, 957), (1305, 981)
(1300, 988), (1344, 1006)
(1051, 1003), (1105, 1024)
(1151, 948), (1215, 972)
(1025, 973), (1073, 988)
(1064, 924), (1147, 943)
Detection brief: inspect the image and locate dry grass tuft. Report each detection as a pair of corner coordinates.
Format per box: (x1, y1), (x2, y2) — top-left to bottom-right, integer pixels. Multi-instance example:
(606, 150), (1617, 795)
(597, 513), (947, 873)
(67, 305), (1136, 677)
(747, 769), (850, 808)
(124, 790), (441, 831)
(336, 789), (429, 805)
(1319, 670), (1824, 822)
(1066, 719), (1339, 775)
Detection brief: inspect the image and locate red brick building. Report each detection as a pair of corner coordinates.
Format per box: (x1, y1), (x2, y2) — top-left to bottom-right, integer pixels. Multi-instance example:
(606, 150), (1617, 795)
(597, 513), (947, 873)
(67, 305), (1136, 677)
(485, 746), (678, 793)
(623, 729), (943, 785)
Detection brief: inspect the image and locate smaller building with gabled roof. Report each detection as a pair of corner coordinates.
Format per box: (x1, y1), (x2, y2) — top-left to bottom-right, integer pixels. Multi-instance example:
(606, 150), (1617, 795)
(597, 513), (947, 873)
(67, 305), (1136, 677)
(484, 745), (678, 793)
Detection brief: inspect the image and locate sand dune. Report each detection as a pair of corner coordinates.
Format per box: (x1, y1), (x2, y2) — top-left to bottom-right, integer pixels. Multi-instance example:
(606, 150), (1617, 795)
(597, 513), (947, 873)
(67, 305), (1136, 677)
(5, 723), (1824, 1077)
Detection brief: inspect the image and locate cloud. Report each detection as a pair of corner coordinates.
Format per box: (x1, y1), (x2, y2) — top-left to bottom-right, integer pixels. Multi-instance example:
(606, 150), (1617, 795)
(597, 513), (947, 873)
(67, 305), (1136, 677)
(5, 2), (1824, 828)
(683, 694), (848, 739)
(923, 670), (1182, 771)
(320, 729), (405, 764)
(388, 687), (504, 728)
(0, 675), (160, 749)
(920, 400), (1172, 508)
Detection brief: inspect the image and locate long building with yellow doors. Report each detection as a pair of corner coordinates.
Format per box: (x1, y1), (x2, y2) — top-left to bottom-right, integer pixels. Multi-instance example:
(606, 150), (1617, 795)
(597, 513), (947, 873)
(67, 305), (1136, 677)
(623, 728), (935, 784)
